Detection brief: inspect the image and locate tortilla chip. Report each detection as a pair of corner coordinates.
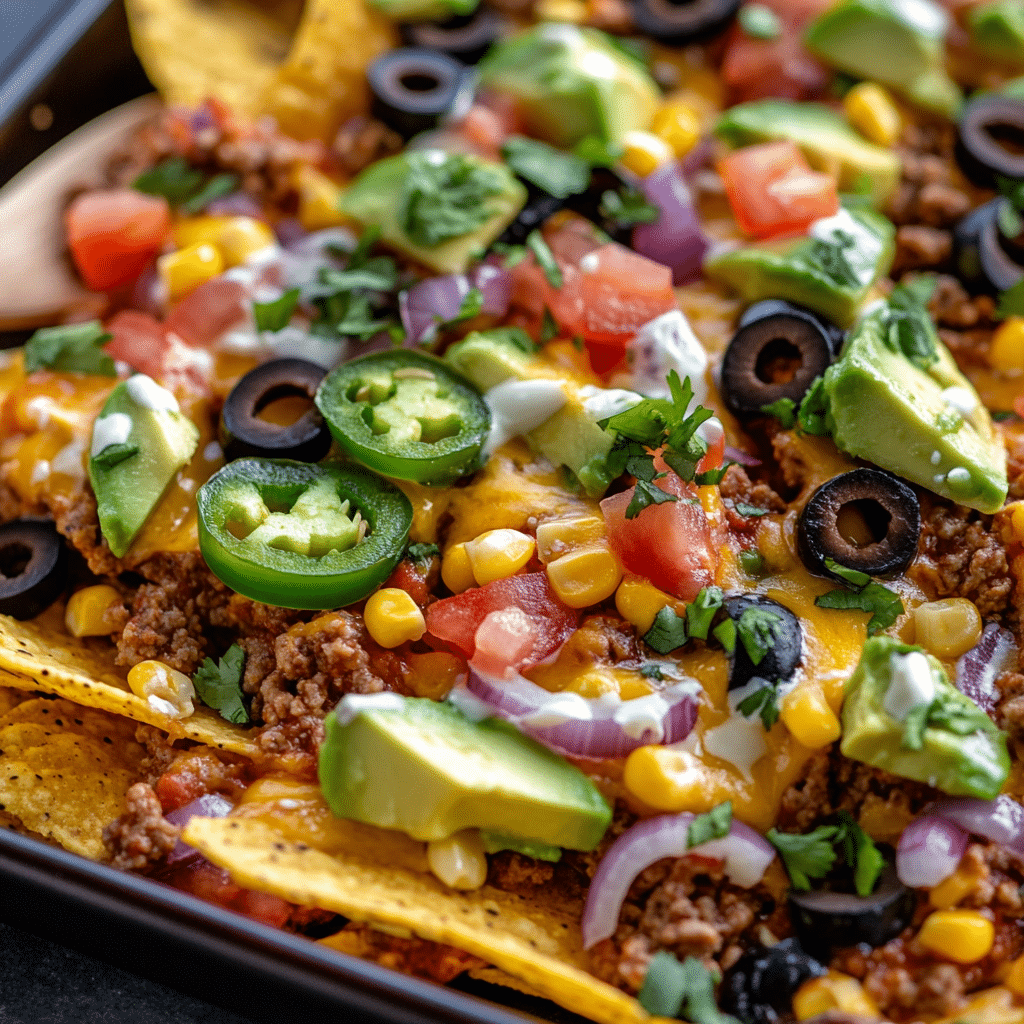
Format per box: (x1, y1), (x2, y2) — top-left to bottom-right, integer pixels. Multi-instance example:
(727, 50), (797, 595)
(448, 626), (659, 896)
(182, 816), (652, 1024)
(0, 686), (25, 716)
(0, 613), (258, 757)
(0, 697), (145, 859)
(466, 966), (548, 1001)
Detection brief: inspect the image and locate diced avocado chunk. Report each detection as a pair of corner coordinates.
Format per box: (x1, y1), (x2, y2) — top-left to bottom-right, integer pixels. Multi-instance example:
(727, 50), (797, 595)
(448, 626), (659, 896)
(368, 0), (478, 22)
(969, 0), (1024, 66)
(88, 376), (200, 558)
(714, 100), (902, 208)
(703, 208), (895, 328)
(805, 0), (963, 119)
(318, 695), (612, 850)
(339, 151), (526, 275)
(477, 24), (660, 149)
(841, 636), (1009, 799)
(822, 302), (1007, 513)
(445, 330), (617, 495)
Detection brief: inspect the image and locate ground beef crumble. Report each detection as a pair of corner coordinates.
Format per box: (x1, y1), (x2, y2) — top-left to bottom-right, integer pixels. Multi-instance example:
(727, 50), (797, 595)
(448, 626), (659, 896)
(103, 782), (179, 871)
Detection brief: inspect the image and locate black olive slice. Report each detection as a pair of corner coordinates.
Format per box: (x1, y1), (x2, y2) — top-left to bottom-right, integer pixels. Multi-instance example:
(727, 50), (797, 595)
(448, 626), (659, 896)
(788, 864), (916, 952)
(953, 198), (1002, 290)
(955, 95), (1024, 188)
(631, 0), (742, 43)
(0, 519), (68, 620)
(719, 937), (825, 1024)
(221, 359), (331, 463)
(401, 7), (503, 65)
(495, 192), (565, 245)
(717, 595), (802, 690)
(721, 304), (836, 420)
(738, 299), (845, 357)
(798, 469), (921, 581)
(367, 49), (465, 139)
(979, 207), (1024, 293)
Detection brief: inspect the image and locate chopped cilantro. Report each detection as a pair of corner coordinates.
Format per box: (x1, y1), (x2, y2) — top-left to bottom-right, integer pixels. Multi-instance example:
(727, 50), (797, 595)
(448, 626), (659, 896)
(484, 326), (536, 353)
(837, 811), (885, 898)
(572, 136), (624, 168)
(638, 953), (736, 1024)
(643, 606), (689, 654)
(767, 825), (839, 890)
(91, 442), (139, 470)
(992, 410), (1017, 422)
(526, 230), (563, 289)
(997, 175), (1024, 213)
(891, 273), (939, 308)
(192, 644), (249, 725)
(407, 542), (440, 565)
(733, 503), (769, 517)
(737, 606), (782, 667)
(24, 321), (115, 376)
(686, 586), (723, 641)
(639, 663), (664, 680)
(133, 157), (238, 215)
(694, 464), (731, 485)
(493, 241), (528, 268)
(253, 288), (301, 333)
(760, 397), (797, 428)
(501, 136), (590, 199)
(400, 153), (504, 247)
(997, 278), (1024, 320)
(807, 230), (860, 288)
(180, 172), (238, 216)
(540, 307), (560, 342)
(823, 557), (870, 589)
(713, 617), (736, 654)
(688, 801), (732, 848)
(903, 690), (998, 751)
(738, 2), (782, 38)
(737, 681), (780, 729)
(816, 581), (904, 634)
(599, 187), (659, 228)
(797, 375), (831, 435)
(738, 549), (766, 576)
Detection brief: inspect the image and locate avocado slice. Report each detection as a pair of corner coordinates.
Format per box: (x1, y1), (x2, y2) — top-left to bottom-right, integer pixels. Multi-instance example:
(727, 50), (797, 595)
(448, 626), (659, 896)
(714, 101), (902, 209)
(804, 0), (963, 119)
(88, 375), (200, 558)
(318, 695), (612, 850)
(969, 0), (1024, 66)
(477, 24), (660, 148)
(822, 302), (1007, 513)
(368, 0), (478, 21)
(445, 330), (617, 495)
(703, 208), (896, 328)
(841, 636), (1009, 799)
(338, 151), (526, 275)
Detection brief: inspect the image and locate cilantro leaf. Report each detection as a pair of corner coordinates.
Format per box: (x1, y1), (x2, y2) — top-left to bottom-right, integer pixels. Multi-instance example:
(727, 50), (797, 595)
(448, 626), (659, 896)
(572, 136), (624, 168)
(643, 606), (690, 654)
(192, 644), (249, 725)
(734, 503), (769, 517)
(599, 187), (660, 228)
(904, 690), (999, 751)
(688, 801), (732, 847)
(493, 241), (528, 268)
(797, 375), (832, 435)
(448, 287), (484, 326)
(767, 826), (839, 890)
(253, 288), (301, 332)
(737, 681), (780, 729)
(737, 606), (783, 666)
(902, 700), (932, 750)
(687, 586), (723, 641)
(823, 557), (870, 589)
(807, 230), (860, 288)
(837, 811), (885, 898)
(501, 136), (590, 199)
(91, 442), (139, 470)
(815, 582), (904, 634)
(133, 157), (203, 206)
(407, 542), (439, 565)
(638, 953), (737, 1024)
(625, 477), (678, 519)
(891, 273), (939, 308)
(640, 663), (664, 680)
(997, 278), (1024, 320)
(738, 549), (766, 576)
(760, 397), (796, 428)
(526, 230), (563, 289)
(400, 153), (504, 247)
(24, 321), (116, 376)
(694, 464), (731, 485)
(181, 172), (239, 215)
(540, 307), (560, 342)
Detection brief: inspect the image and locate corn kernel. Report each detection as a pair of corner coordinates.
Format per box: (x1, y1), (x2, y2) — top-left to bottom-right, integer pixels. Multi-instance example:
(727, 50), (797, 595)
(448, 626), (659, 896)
(793, 971), (880, 1019)
(127, 660), (195, 720)
(623, 745), (721, 812)
(780, 684), (841, 749)
(615, 576), (679, 633)
(535, 516), (606, 564)
(173, 216), (228, 250)
(619, 131), (674, 178)
(534, 0), (587, 21)
(929, 863), (980, 909)
(404, 651), (466, 700)
(294, 165), (347, 231)
(918, 910), (995, 964)
(843, 82), (902, 148)
(650, 101), (702, 158)
(1008, 500), (1024, 544)
(989, 316), (1024, 373)
(158, 243), (224, 302)
(913, 598), (983, 659)
(427, 830), (488, 890)
(65, 584), (123, 637)
(546, 544), (623, 609)
(464, 528), (535, 586)
(364, 588), (426, 648)
(1005, 954), (1024, 996)
(173, 215), (276, 267)
(441, 542), (476, 594)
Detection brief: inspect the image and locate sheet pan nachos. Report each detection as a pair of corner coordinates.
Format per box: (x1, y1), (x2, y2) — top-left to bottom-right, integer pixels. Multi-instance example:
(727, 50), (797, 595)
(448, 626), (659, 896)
(2, 0), (1024, 1019)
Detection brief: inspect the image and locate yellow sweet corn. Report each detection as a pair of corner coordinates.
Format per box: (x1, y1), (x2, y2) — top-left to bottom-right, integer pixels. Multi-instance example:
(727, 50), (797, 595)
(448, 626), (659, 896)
(294, 164), (347, 231)
(620, 131), (674, 178)
(917, 909), (995, 964)
(534, 0), (587, 21)
(650, 100), (702, 158)
(404, 651), (466, 701)
(364, 588), (425, 648)
(780, 684), (841, 749)
(929, 863), (981, 910)
(127, 660), (195, 720)
(64, 584), (123, 637)
(535, 515), (606, 564)
(793, 971), (880, 1019)
(464, 528), (535, 586)
(546, 544), (623, 609)
(843, 82), (902, 148)
(1008, 500), (1024, 544)
(615, 576), (679, 633)
(989, 316), (1024, 373)
(913, 598), (983, 659)
(174, 216), (276, 267)
(1004, 954), (1024, 996)
(427, 830), (488, 890)
(441, 542), (476, 594)
(158, 243), (224, 302)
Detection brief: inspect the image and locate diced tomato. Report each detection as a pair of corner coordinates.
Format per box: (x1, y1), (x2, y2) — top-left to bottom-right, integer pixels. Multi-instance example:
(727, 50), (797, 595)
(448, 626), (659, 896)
(383, 558), (432, 606)
(105, 310), (172, 379)
(601, 470), (718, 602)
(164, 277), (249, 347)
(425, 573), (577, 671)
(162, 858), (292, 928)
(66, 189), (171, 292)
(718, 141), (838, 239)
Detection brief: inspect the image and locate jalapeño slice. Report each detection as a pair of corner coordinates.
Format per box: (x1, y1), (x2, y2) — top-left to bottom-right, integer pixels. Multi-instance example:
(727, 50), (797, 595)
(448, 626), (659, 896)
(315, 350), (490, 485)
(197, 458), (412, 610)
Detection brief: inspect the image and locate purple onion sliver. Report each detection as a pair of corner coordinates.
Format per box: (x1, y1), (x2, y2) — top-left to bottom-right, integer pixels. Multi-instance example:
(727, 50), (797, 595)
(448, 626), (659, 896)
(470, 262), (512, 317)
(400, 274), (472, 345)
(274, 217), (308, 248)
(680, 136), (714, 178)
(896, 815), (968, 889)
(205, 192), (266, 220)
(165, 793), (233, 865)
(955, 622), (1015, 715)
(723, 444), (762, 468)
(632, 161), (709, 285)
(929, 795), (1024, 856)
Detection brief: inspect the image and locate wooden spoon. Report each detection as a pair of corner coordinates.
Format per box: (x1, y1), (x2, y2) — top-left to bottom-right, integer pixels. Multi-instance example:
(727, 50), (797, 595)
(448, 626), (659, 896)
(0, 94), (162, 332)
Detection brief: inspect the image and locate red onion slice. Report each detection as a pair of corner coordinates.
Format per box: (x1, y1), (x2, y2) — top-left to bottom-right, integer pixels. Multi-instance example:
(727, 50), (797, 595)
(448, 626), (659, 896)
(205, 193), (266, 220)
(400, 274), (473, 345)
(723, 444), (762, 468)
(955, 621), (1015, 715)
(165, 793), (233, 865)
(470, 262), (512, 318)
(466, 662), (699, 760)
(581, 813), (775, 948)
(928, 795), (1024, 858)
(896, 814), (969, 888)
(632, 161), (709, 286)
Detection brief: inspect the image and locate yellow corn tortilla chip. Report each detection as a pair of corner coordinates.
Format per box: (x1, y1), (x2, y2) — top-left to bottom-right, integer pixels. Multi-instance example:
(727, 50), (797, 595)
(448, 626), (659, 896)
(0, 697), (146, 859)
(467, 965), (548, 1001)
(0, 613), (258, 757)
(0, 686), (25, 716)
(182, 816), (653, 1024)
